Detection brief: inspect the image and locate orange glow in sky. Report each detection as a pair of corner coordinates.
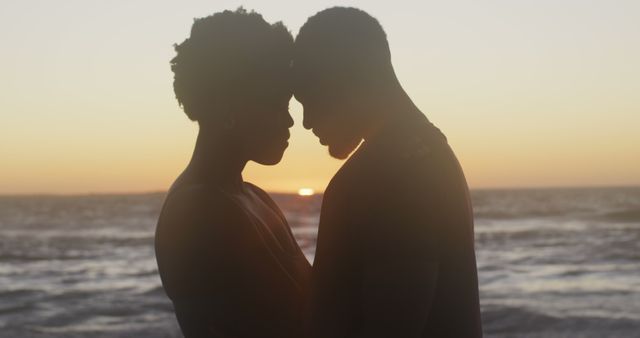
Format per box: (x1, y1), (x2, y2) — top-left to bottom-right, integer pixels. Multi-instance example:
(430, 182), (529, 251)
(1, 1), (639, 194)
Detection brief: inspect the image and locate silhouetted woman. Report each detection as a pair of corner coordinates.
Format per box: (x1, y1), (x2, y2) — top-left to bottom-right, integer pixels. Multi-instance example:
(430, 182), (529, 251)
(155, 9), (310, 338)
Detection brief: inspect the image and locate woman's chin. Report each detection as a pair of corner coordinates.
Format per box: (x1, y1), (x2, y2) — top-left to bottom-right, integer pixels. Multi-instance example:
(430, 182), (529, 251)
(253, 149), (287, 165)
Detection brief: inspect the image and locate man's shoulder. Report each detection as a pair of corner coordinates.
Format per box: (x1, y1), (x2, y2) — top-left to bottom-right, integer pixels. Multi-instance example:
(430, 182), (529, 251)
(330, 123), (465, 208)
(362, 122), (451, 174)
(372, 118), (448, 160)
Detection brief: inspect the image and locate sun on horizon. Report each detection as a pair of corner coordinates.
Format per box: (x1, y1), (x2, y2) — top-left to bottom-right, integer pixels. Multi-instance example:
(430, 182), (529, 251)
(297, 188), (315, 196)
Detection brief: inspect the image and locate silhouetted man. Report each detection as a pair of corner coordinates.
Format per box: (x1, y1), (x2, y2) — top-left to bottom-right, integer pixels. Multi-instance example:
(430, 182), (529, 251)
(293, 7), (482, 337)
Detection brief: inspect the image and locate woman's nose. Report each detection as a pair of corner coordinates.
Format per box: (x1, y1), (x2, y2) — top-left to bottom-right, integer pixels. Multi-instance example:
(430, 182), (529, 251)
(302, 110), (313, 130)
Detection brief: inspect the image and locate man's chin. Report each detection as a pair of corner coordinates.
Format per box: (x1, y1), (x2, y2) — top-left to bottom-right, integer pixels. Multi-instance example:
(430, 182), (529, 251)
(328, 140), (361, 160)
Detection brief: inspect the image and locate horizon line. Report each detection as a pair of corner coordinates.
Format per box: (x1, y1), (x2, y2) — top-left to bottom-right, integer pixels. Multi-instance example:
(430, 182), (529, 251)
(1, 183), (639, 198)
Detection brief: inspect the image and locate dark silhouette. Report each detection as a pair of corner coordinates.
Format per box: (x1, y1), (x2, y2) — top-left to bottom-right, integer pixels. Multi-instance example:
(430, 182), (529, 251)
(155, 9), (310, 338)
(293, 7), (483, 337)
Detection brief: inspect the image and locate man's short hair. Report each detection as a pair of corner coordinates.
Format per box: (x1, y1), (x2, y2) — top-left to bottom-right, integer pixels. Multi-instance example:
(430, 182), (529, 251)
(171, 8), (293, 121)
(295, 7), (391, 77)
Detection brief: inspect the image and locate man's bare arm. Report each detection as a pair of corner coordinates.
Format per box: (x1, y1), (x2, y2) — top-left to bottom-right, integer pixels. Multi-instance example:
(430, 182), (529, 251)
(358, 237), (440, 338)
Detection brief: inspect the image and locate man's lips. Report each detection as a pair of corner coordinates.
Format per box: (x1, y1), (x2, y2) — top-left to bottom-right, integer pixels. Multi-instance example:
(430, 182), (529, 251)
(312, 129), (327, 145)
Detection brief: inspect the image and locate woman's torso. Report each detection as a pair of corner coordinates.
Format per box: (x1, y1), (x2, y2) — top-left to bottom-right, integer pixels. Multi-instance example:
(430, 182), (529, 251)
(155, 179), (311, 337)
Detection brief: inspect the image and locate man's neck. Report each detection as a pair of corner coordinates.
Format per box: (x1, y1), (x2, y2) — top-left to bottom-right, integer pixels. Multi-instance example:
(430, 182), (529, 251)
(364, 90), (426, 143)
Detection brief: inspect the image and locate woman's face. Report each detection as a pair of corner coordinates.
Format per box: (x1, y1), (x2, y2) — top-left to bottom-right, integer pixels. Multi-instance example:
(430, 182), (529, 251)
(234, 83), (294, 166)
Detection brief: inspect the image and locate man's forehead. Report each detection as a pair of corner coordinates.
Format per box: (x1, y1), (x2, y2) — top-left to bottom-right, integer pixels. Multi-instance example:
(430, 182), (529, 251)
(291, 58), (316, 94)
(291, 67), (328, 97)
(291, 54), (315, 78)
(292, 56), (337, 83)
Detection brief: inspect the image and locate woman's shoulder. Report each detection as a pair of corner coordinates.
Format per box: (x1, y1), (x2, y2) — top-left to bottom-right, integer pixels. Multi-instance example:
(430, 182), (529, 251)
(243, 182), (277, 206)
(158, 182), (246, 238)
(242, 182), (288, 221)
(155, 183), (250, 301)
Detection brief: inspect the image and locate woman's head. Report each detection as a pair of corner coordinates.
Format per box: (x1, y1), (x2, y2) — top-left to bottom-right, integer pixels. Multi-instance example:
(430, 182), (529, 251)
(171, 8), (294, 165)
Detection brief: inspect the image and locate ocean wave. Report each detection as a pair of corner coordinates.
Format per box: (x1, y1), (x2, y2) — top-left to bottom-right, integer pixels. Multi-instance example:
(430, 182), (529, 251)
(599, 208), (640, 223)
(1, 188), (639, 337)
(481, 305), (640, 337)
(474, 209), (570, 220)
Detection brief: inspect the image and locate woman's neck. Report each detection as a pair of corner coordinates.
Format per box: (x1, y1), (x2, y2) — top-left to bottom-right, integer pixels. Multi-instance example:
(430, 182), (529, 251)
(186, 127), (247, 194)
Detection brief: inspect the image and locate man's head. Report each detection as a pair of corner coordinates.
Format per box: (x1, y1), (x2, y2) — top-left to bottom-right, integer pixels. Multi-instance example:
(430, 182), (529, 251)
(171, 8), (294, 165)
(293, 7), (394, 159)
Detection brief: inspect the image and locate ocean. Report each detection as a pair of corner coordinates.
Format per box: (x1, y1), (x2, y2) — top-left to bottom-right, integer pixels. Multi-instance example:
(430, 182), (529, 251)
(0, 187), (639, 337)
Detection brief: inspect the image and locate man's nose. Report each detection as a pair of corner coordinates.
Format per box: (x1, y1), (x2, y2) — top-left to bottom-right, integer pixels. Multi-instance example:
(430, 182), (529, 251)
(285, 110), (294, 128)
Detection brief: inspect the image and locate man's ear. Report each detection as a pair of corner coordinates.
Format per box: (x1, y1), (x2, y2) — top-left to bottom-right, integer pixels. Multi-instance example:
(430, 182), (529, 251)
(222, 112), (236, 130)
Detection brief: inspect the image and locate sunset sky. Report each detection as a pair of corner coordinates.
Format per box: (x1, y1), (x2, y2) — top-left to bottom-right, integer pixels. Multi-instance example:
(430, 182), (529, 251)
(1, 0), (639, 194)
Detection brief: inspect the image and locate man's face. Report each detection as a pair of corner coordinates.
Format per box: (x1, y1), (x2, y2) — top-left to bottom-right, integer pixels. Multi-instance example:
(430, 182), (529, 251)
(292, 61), (363, 159)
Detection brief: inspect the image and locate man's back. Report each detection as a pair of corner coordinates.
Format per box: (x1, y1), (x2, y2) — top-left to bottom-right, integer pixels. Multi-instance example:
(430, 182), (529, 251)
(309, 116), (482, 337)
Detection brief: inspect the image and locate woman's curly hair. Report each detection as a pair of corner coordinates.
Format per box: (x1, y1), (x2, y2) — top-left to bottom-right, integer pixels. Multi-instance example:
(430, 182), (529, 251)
(171, 8), (293, 121)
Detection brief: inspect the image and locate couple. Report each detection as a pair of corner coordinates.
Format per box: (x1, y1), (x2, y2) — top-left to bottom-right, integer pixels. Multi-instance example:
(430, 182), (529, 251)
(155, 7), (482, 338)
